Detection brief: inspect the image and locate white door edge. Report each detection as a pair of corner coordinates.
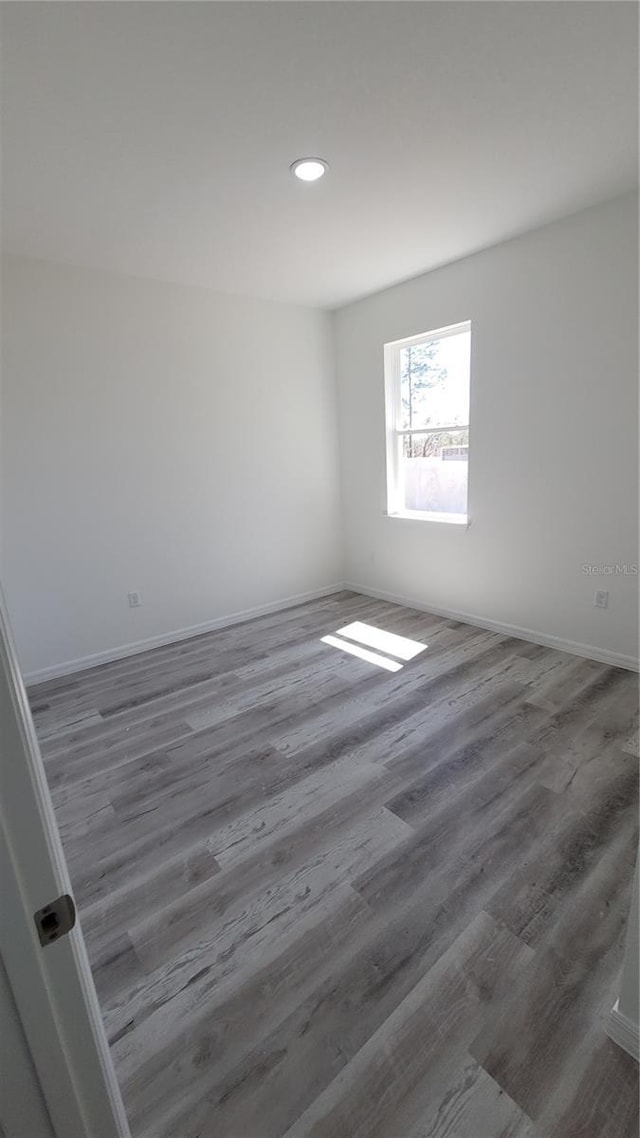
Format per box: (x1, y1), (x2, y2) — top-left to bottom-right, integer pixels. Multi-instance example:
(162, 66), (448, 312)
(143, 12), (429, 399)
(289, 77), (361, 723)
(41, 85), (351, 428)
(0, 584), (130, 1138)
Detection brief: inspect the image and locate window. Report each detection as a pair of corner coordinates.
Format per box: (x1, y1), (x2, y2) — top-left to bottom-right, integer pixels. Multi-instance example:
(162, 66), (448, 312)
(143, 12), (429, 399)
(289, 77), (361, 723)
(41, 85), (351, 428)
(384, 321), (471, 523)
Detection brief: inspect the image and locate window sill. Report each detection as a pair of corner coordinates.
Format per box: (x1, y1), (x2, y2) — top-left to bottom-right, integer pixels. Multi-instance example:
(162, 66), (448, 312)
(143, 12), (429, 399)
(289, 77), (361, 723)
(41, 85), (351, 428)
(386, 510), (470, 527)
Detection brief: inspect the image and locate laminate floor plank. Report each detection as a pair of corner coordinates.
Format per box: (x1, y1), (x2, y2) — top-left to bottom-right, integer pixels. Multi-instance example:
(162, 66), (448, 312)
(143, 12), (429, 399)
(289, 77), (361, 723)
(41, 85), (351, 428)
(469, 818), (637, 1120)
(148, 784), (562, 1138)
(31, 592), (639, 1138)
(105, 802), (412, 1045)
(276, 912), (533, 1138)
(119, 885), (374, 1135)
(412, 1058), (535, 1138)
(538, 1035), (639, 1138)
(485, 762), (638, 948)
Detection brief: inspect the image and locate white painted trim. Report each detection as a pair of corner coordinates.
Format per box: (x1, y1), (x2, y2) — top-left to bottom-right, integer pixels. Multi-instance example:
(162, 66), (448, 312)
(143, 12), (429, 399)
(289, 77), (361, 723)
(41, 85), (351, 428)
(344, 582), (640, 672)
(607, 1000), (640, 1061)
(385, 320), (472, 351)
(23, 584), (345, 684)
(400, 424), (469, 437)
(0, 585), (130, 1138)
(25, 581), (639, 683)
(383, 322), (472, 521)
(386, 509), (468, 526)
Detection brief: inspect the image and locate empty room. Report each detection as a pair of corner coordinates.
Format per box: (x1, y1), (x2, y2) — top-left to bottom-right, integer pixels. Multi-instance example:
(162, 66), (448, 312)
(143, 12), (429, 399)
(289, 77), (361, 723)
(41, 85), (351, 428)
(1, 3), (638, 1137)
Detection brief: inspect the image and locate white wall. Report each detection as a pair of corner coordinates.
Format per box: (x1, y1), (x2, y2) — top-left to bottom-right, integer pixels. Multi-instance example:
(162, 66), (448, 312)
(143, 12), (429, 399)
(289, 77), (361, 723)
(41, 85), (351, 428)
(1, 257), (343, 676)
(334, 193), (639, 668)
(2, 194), (638, 676)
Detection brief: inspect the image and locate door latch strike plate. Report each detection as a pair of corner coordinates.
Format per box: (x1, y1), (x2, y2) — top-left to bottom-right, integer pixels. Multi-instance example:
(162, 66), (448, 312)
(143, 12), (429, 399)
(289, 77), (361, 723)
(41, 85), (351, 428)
(34, 893), (76, 947)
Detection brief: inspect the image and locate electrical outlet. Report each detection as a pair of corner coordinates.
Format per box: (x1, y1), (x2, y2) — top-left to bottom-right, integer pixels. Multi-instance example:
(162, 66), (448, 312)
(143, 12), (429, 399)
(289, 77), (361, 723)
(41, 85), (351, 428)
(128, 591), (142, 608)
(593, 590), (609, 609)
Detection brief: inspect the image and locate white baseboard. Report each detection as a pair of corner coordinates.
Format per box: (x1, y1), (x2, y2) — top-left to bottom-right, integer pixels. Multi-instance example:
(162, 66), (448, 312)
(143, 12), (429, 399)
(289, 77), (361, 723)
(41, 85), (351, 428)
(607, 1000), (640, 1061)
(25, 579), (639, 685)
(344, 582), (640, 672)
(24, 583), (346, 685)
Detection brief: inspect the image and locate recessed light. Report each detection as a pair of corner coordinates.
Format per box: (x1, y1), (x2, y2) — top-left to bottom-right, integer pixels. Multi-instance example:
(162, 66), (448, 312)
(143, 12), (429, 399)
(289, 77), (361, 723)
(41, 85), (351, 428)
(290, 158), (328, 182)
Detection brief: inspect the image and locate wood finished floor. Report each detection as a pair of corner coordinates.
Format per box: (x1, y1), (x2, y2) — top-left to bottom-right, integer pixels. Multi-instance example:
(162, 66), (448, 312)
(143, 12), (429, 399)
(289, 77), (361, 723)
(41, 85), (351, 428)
(30, 592), (639, 1138)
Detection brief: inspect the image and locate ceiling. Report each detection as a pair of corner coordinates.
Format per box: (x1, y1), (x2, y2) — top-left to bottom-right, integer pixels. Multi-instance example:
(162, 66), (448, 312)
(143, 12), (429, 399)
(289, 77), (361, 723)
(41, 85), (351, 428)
(1, 2), (637, 309)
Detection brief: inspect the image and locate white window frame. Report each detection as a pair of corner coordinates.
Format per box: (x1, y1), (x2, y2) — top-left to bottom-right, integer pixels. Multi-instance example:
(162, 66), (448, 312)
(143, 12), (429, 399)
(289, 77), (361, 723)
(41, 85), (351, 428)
(384, 320), (471, 525)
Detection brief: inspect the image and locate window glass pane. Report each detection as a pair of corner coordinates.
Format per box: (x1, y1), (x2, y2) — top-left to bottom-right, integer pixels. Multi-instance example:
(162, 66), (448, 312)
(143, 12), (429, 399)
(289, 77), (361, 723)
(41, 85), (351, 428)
(401, 429), (468, 515)
(400, 330), (470, 430)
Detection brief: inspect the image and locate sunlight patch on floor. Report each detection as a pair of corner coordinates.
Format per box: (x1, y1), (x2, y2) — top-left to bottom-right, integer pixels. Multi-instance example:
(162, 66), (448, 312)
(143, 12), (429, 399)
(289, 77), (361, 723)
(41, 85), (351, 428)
(321, 622), (427, 672)
(336, 621), (427, 661)
(320, 634), (403, 672)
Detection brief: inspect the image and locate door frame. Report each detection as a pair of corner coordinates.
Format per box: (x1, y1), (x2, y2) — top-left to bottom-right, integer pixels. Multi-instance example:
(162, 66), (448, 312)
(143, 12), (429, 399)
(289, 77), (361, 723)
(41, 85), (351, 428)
(0, 584), (130, 1138)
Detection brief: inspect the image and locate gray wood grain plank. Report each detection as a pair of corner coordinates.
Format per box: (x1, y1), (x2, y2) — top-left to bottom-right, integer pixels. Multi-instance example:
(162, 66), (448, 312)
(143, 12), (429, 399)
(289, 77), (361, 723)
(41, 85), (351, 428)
(30, 592), (639, 1138)
(469, 820), (638, 1120)
(413, 1058), (535, 1138)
